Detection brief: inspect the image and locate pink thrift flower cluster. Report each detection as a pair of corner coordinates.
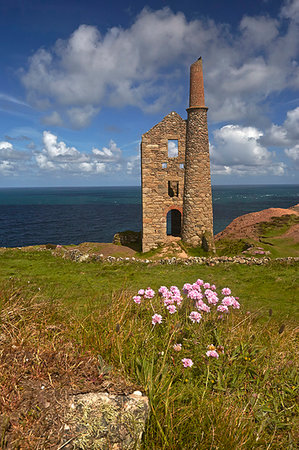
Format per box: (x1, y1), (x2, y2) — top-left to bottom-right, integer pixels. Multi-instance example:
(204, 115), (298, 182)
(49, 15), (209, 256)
(189, 311), (202, 323)
(206, 350), (219, 358)
(173, 343), (182, 352)
(133, 279), (240, 364)
(152, 313), (162, 325)
(133, 287), (156, 304)
(182, 358), (193, 368)
(159, 285), (183, 310)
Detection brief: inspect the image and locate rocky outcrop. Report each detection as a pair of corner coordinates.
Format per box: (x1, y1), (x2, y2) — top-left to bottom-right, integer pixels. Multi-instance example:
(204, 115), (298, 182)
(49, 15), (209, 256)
(215, 207), (299, 241)
(113, 231), (141, 246)
(61, 391), (149, 449)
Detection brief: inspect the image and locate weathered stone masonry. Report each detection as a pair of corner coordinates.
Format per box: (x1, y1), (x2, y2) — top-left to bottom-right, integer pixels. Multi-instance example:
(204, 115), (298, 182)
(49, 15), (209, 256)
(141, 58), (214, 252)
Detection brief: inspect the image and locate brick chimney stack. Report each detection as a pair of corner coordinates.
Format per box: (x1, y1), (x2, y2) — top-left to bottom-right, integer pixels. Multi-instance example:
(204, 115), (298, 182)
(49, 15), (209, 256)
(182, 57), (214, 250)
(189, 57), (205, 108)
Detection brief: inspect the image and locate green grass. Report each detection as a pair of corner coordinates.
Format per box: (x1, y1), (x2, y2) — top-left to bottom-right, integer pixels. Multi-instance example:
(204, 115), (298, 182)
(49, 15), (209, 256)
(0, 249), (298, 318)
(257, 215), (299, 238)
(0, 249), (298, 448)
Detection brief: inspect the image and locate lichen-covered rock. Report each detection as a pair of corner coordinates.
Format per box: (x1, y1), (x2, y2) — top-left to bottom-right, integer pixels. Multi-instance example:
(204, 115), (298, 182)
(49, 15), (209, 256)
(61, 391), (149, 449)
(113, 231), (141, 246)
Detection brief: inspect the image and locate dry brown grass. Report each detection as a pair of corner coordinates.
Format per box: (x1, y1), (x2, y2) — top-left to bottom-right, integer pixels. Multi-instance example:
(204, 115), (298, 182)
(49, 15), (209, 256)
(0, 284), (135, 449)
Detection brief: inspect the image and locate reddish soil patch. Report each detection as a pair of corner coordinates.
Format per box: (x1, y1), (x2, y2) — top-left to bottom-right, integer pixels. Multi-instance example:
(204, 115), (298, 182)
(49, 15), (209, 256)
(215, 207), (299, 241)
(73, 242), (137, 257)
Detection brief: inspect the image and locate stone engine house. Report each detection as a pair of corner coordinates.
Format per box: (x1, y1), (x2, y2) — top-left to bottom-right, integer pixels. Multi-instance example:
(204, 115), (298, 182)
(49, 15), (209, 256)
(141, 58), (214, 252)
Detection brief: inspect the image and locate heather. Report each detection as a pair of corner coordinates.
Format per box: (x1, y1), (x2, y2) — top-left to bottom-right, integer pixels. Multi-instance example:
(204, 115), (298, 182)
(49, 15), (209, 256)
(0, 249), (298, 448)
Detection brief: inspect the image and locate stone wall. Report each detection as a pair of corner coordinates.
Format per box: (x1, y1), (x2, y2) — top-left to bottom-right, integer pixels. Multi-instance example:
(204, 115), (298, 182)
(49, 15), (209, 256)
(141, 112), (186, 252)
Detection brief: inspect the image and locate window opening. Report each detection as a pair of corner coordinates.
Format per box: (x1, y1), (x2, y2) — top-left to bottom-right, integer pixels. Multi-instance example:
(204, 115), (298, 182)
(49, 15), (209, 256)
(179, 163), (184, 169)
(168, 140), (178, 158)
(162, 162), (167, 169)
(166, 209), (181, 236)
(168, 181), (179, 197)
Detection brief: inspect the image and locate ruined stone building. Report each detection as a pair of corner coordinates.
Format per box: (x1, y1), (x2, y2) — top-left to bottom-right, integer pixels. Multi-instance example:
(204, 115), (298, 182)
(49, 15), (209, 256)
(141, 58), (214, 252)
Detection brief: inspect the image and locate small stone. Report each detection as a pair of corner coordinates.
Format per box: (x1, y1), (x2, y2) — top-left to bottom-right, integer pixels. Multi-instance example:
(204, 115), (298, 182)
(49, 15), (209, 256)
(132, 390), (143, 396)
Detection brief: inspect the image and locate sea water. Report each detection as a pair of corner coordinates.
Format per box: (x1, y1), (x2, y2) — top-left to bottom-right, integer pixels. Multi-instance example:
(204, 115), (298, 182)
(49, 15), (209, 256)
(0, 185), (298, 247)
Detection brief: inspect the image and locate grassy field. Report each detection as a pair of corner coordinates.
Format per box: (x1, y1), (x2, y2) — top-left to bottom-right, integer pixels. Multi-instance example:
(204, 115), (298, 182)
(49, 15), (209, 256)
(0, 249), (298, 448)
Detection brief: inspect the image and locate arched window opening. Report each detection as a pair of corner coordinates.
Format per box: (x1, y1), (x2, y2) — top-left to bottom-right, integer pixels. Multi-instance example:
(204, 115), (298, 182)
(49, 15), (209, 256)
(166, 209), (181, 236)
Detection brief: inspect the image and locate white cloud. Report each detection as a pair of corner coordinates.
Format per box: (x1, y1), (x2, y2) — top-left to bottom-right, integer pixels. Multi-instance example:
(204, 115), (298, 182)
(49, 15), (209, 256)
(92, 139), (122, 161)
(35, 153), (55, 170)
(281, 0), (299, 23)
(42, 131), (81, 160)
(285, 144), (299, 168)
(42, 111), (64, 126)
(34, 132), (126, 176)
(0, 160), (15, 175)
(0, 141), (13, 150)
(21, 5), (299, 125)
(260, 106), (299, 146)
(168, 140), (179, 157)
(67, 105), (99, 129)
(211, 124), (286, 176)
(0, 141), (31, 175)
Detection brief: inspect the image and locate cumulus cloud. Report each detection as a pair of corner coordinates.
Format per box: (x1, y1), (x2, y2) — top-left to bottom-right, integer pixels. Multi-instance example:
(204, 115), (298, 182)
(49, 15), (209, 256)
(211, 125), (286, 176)
(92, 140), (122, 161)
(0, 141), (31, 175)
(35, 131), (127, 176)
(0, 141), (13, 150)
(20, 3), (299, 126)
(42, 131), (81, 160)
(260, 107), (299, 147)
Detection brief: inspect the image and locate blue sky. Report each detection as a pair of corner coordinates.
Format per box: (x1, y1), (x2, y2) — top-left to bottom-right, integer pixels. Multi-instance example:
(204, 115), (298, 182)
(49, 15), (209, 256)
(0, 0), (298, 187)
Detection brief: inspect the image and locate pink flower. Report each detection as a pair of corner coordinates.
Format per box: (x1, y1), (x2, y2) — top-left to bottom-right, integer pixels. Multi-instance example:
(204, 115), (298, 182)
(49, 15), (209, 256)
(144, 288), (155, 299)
(196, 279), (204, 286)
(164, 298), (174, 306)
(173, 343), (182, 351)
(138, 289), (145, 296)
(211, 284), (217, 291)
(182, 358), (193, 368)
(170, 285), (180, 295)
(182, 283), (192, 294)
(196, 300), (210, 313)
(206, 293), (219, 305)
(221, 287), (231, 296)
(158, 286), (168, 296)
(133, 295), (142, 304)
(222, 296), (234, 306)
(189, 311), (202, 323)
(206, 350), (219, 358)
(174, 295), (183, 306)
(231, 298), (240, 309)
(152, 314), (162, 325)
(188, 290), (203, 301)
(204, 288), (214, 297)
(203, 282), (210, 289)
(217, 304), (229, 313)
(167, 304), (177, 314)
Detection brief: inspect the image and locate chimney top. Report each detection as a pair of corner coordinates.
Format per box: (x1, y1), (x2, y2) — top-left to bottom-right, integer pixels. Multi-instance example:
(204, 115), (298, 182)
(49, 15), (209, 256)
(189, 57), (205, 108)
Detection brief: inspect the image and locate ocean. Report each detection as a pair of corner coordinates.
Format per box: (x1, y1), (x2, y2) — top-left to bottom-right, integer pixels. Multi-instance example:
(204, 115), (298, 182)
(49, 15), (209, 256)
(0, 185), (298, 247)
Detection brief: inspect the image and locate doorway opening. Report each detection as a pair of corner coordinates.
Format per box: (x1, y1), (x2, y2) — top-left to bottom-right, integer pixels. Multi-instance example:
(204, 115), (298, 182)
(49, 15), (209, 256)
(166, 209), (182, 236)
